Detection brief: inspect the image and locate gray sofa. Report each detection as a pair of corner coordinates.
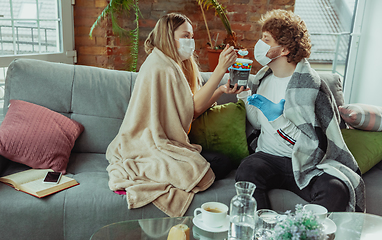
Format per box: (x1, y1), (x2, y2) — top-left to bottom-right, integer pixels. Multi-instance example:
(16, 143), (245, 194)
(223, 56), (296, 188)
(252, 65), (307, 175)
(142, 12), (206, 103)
(0, 58), (381, 240)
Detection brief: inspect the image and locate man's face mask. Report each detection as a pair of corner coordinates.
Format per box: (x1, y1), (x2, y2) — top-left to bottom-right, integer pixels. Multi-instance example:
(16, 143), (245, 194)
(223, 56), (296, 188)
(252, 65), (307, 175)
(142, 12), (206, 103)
(176, 38), (195, 61)
(254, 39), (281, 66)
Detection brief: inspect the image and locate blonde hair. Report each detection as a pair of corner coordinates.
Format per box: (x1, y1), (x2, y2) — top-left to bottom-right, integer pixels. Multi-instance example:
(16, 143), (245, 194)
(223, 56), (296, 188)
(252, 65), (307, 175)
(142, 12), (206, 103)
(259, 9), (311, 64)
(144, 13), (201, 94)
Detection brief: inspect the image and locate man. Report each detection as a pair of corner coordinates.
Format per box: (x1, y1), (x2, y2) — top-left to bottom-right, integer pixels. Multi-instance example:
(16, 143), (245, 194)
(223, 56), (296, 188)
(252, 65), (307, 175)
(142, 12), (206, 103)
(236, 9), (365, 212)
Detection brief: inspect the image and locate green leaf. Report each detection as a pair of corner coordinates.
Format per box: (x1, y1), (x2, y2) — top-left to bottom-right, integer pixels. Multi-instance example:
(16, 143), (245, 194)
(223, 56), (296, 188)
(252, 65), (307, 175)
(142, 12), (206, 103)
(195, 0), (232, 35)
(89, 4), (111, 38)
(89, 0), (141, 72)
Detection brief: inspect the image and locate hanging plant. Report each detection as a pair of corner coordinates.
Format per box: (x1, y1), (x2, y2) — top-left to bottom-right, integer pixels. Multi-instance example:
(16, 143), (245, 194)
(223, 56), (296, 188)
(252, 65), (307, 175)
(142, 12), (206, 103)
(89, 0), (141, 72)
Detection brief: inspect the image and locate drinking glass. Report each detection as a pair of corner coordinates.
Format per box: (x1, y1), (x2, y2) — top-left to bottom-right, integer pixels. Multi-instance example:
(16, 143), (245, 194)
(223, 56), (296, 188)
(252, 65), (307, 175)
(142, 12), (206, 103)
(255, 209), (278, 240)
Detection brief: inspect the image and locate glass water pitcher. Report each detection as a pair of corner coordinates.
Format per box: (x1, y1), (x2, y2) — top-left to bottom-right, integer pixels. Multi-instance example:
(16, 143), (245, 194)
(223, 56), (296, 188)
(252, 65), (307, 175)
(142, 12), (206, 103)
(228, 181), (257, 240)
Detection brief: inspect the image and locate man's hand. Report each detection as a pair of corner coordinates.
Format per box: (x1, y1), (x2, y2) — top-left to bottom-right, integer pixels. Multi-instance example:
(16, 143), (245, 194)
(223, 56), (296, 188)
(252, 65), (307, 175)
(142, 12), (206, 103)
(247, 94), (285, 121)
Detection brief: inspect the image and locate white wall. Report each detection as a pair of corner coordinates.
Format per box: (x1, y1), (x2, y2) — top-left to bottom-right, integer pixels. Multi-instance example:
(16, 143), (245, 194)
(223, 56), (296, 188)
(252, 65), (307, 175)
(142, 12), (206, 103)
(346, 0), (382, 105)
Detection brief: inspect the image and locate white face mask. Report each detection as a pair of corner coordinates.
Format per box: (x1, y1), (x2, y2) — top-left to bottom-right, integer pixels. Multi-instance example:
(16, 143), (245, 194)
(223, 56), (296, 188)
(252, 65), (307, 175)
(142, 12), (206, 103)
(254, 39), (281, 66)
(176, 38), (195, 61)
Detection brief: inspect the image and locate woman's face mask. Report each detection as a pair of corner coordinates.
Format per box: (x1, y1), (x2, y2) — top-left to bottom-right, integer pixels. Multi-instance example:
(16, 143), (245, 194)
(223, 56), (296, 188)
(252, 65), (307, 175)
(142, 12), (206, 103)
(176, 38), (195, 61)
(254, 39), (281, 66)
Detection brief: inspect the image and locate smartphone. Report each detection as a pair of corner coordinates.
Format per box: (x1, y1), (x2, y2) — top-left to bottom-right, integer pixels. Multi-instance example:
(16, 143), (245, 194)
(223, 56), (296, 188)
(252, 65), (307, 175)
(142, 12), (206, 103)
(43, 171), (62, 184)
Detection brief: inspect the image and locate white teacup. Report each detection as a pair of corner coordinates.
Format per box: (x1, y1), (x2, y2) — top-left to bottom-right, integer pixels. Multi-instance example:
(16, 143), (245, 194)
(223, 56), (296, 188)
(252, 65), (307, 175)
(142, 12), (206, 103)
(194, 202), (228, 228)
(303, 204), (328, 222)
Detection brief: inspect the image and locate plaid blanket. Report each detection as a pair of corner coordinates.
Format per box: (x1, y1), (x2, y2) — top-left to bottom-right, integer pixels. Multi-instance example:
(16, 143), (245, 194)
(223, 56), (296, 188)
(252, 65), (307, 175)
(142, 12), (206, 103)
(249, 59), (365, 212)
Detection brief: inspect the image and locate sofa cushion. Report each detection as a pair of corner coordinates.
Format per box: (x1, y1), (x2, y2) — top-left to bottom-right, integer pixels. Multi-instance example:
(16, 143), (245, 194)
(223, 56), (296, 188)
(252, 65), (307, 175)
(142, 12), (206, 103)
(3, 59), (75, 115)
(0, 100), (84, 173)
(339, 103), (382, 131)
(71, 66), (137, 153)
(362, 161), (382, 216)
(341, 129), (382, 174)
(188, 100), (249, 167)
(319, 73), (344, 107)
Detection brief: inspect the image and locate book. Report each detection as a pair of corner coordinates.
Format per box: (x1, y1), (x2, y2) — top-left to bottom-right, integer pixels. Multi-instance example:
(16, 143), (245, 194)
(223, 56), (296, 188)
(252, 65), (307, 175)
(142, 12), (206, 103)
(0, 169), (79, 198)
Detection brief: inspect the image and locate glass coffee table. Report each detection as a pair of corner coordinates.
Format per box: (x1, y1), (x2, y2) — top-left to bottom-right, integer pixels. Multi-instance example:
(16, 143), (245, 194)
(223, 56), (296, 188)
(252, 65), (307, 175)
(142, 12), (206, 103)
(330, 212), (382, 239)
(90, 212), (382, 240)
(90, 216), (227, 240)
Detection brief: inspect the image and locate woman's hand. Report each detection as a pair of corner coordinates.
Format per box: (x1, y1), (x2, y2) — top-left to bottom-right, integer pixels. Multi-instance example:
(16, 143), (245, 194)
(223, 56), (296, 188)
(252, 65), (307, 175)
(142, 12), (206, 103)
(218, 79), (251, 95)
(216, 44), (237, 72)
(193, 45), (242, 118)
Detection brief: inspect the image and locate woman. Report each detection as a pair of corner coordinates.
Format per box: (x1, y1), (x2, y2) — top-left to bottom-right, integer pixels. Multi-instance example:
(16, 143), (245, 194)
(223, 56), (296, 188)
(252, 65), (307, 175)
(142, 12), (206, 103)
(106, 13), (245, 217)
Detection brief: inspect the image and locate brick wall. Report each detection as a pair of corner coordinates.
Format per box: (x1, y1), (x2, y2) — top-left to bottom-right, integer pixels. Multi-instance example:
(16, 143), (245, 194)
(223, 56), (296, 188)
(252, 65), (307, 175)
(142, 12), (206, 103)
(74, 0), (295, 73)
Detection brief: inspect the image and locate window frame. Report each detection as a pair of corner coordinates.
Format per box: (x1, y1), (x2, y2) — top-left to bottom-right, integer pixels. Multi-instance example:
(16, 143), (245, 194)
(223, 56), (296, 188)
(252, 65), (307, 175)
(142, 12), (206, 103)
(0, 0), (75, 68)
(343, 0), (365, 104)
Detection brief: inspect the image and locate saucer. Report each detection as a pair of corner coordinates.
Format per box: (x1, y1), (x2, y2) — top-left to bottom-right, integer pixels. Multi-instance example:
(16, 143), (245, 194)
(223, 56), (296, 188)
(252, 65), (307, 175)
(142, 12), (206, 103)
(322, 218), (337, 235)
(192, 214), (230, 232)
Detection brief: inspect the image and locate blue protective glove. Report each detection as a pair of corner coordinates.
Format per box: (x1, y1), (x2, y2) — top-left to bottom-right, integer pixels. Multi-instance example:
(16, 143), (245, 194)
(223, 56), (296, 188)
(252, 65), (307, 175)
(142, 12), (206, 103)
(247, 94), (285, 121)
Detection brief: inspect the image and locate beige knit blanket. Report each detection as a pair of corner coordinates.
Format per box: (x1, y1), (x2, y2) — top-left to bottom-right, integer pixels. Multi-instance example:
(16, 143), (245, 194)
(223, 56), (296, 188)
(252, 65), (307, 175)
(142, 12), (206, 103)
(106, 48), (215, 217)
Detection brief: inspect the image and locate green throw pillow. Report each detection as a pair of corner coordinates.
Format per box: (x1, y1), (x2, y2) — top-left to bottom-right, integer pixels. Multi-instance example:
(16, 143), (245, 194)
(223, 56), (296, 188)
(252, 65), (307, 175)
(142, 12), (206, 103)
(341, 128), (382, 174)
(189, 99), (249, 167)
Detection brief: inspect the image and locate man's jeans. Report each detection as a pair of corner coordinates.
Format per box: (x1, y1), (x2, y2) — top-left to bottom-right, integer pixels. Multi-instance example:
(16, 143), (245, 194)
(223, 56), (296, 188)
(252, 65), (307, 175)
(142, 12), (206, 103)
(235, 151), (350, 212)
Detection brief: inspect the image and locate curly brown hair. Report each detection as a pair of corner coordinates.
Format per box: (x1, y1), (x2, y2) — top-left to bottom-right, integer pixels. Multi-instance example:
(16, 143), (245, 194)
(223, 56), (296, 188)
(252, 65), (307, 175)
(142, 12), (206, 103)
(259, 9), (311, 64)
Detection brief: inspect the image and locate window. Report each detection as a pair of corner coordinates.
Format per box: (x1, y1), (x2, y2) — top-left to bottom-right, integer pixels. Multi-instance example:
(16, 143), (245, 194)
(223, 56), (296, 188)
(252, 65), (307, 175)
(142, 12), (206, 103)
(0, 0), (75, 116)
(294, 0), (358, 78)
(0, 0), (75, 68)
(342, 0), (366, 103)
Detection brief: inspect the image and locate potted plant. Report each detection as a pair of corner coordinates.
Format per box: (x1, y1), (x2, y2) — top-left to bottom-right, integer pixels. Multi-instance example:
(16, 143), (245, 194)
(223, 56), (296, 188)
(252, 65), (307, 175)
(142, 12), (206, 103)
(196, 0), (242, 70)
(272, 204), (328, 240)
(89, 0), (140, 72)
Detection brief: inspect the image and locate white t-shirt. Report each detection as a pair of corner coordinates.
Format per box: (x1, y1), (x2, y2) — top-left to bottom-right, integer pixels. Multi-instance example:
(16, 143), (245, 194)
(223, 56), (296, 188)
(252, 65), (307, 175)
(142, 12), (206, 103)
(239, 73), (301, 158)
(257, 74), (292, 157)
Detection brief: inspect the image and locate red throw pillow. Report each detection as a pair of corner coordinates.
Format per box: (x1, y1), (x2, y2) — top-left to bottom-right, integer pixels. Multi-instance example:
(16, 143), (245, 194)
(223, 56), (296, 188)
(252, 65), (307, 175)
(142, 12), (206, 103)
(0, 100), (84, 173)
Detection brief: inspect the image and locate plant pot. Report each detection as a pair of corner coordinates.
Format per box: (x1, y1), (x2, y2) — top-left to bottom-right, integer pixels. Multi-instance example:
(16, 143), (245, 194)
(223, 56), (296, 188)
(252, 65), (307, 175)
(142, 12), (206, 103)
(207, 48), (230, 73)
(207, 48), (222, 72)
